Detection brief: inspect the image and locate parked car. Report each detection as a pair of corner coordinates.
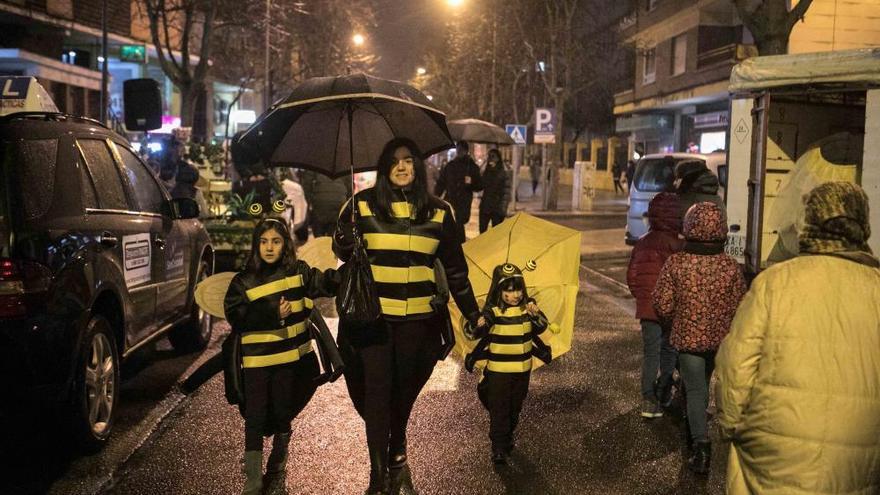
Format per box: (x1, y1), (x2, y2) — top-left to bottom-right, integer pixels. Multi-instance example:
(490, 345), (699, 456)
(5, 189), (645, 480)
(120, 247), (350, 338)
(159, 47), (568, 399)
(0, 95), (214, 449)
(625, 152), (726, 245)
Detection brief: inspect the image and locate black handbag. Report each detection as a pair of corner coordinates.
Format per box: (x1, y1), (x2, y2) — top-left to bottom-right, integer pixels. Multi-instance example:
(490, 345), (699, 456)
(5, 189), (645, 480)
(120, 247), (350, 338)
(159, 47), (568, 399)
(222, 333), (245, 411)
(307, 308), (345, 385)
(336, 233), (382, 331)
(431, 260), (456, 361)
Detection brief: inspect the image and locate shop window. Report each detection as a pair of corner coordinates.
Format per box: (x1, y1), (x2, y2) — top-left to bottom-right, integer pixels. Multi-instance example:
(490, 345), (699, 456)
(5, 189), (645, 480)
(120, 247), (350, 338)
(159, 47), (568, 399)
(700, 131), (726, 153)
(672, 34), (687, 76)
(642, 48), (656, 84)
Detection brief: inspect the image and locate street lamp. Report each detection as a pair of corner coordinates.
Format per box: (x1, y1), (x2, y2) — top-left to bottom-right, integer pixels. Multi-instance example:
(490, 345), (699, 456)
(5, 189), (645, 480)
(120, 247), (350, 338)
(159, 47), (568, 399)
(416, 67), (427, 76)
(447, 0), (464, 7)
(352, 33), (365, 47)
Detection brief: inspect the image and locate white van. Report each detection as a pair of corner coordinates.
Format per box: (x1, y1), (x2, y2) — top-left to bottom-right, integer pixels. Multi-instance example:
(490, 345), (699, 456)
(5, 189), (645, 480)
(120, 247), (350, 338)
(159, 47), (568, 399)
(625, 151), (726, 244)
(724, 48), (880, 276)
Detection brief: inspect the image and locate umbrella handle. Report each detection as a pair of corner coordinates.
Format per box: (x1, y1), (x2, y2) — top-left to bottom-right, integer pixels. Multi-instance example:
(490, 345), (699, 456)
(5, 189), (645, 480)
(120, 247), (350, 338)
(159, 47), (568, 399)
(348, 102), (356, 224)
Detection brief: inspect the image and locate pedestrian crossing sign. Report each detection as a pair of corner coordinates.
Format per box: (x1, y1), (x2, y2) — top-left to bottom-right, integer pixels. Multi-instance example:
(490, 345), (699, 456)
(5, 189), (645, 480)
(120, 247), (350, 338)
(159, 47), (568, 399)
(506, 124), (527, 145)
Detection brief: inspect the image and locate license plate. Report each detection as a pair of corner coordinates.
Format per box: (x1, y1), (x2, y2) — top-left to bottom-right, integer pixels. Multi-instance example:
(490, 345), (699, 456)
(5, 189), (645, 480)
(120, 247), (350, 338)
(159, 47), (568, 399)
(725, 232), (745, 261)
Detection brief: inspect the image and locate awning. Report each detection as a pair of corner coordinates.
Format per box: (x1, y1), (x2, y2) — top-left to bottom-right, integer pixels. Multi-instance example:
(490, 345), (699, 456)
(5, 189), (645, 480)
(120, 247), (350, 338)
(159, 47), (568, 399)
(729, 48), (880, 92)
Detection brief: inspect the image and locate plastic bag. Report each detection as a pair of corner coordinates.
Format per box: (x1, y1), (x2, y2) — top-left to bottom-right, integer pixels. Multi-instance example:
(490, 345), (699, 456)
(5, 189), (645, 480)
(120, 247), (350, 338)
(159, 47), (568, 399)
(336, 234), (381, 331)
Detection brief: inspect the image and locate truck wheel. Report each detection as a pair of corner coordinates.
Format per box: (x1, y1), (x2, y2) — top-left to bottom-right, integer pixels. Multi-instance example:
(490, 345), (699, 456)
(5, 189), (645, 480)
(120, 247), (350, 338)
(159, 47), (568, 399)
(72, 314), (119, 451)
(169, 260), (213, 353)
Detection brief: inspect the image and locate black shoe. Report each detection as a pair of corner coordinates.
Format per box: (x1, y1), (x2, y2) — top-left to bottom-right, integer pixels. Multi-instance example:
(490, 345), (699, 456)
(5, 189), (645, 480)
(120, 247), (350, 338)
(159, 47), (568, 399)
(688, 441), (711, 475)
(492, 449), (508, 465)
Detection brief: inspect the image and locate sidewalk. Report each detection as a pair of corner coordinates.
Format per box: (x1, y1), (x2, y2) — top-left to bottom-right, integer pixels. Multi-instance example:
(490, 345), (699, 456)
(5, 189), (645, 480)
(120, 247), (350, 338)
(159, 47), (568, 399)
(462, 182), (632, 258)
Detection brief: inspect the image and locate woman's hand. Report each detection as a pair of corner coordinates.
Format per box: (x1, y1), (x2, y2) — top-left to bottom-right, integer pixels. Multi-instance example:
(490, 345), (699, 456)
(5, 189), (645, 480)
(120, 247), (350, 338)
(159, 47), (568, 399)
(279, 296), (292, 320)
(526, 301), (539, 317)
(477, 316), (487, 328)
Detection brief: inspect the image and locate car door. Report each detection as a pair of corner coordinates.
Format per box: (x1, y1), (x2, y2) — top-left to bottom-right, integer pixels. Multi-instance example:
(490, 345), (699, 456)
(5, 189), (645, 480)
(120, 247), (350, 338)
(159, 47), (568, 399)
(111, 142), (190, 326)
(78, 138), (161, 347)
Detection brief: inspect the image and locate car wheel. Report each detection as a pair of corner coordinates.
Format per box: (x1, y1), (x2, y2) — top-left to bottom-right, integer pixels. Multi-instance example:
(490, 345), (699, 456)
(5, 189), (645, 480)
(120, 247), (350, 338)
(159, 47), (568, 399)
(72, 314), (119, 451)
(169, 260), (213, 352)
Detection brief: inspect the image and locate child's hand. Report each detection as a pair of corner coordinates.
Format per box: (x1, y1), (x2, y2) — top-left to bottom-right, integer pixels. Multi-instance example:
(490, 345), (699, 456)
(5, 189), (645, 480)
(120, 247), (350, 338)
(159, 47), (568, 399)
(526, 301), (539, 317)
(477, 316), (487, 328)
(279, 296), (292, 320)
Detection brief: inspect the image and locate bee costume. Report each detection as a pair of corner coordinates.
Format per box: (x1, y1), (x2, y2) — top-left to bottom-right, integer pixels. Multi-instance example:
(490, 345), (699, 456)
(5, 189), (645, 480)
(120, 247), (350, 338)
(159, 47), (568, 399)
(224, 216), (339, 495)
(465, 262), (552, 463)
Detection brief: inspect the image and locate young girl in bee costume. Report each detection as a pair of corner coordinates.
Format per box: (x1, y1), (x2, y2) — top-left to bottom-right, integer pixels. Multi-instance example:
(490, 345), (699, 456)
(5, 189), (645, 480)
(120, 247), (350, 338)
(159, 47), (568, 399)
(465, 262), (552, 465)
(224, 216), (339, 495)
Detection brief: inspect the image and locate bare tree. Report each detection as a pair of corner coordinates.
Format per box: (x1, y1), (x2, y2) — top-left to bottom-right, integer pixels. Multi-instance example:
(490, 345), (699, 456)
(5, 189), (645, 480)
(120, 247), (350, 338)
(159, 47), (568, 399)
(139, 0), (217, 133)
(733, 0), (814, 55)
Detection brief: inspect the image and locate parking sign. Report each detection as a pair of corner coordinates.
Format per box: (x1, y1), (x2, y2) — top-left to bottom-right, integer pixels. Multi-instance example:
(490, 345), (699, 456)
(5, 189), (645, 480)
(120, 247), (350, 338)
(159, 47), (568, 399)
(534, 108), (556, 144)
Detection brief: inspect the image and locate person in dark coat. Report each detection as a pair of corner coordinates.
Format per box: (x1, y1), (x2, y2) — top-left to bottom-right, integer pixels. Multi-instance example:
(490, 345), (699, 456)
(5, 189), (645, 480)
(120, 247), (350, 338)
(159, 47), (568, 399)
(625, 160), (636, 192)
(300, 170), (351, 237)
(528, 153), (541, 195)
(434, 141), (483, 242)
(612, 160), (625, 195)
(653, 202), (747, 475)
(674, 160), (724, 221)
(464, 262), (551, 465)
(478, 148), (510, 233)
(625, 192), (685, 418)
(334, 138), (483, 495)
(224, 218), (340, 495)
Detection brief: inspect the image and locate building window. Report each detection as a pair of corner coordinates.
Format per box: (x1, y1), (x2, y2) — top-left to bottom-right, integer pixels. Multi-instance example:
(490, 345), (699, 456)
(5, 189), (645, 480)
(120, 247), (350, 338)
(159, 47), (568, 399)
(647, 0), (659, 11)
(672, 34), (687, 75)
(642, 47), (656, 84)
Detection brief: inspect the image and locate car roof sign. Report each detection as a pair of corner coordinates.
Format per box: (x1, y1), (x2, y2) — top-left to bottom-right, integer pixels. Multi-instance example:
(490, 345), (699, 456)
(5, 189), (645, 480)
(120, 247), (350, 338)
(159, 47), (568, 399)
(1, 76), (60, 116)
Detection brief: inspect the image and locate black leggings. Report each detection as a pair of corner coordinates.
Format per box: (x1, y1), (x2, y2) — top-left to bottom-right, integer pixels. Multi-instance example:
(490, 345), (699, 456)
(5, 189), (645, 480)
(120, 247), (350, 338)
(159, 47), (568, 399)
(339, 316), (443, 460)
(478, 370), (530, 451)
(242, 353), (319, 451)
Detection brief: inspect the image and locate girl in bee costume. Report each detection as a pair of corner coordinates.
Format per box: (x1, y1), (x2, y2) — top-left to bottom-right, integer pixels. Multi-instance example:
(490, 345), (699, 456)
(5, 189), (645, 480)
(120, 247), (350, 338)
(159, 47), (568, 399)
(465, 262), (552, 465)
(224, 215), (340, 495)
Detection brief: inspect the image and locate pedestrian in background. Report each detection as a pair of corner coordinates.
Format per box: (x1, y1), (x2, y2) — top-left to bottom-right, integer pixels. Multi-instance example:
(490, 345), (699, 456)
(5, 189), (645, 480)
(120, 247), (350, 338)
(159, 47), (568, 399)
(334, 138), (482, 495)
(626, 192), (684, 418)
(224, 218), (340, 495)
(625, 160), (636, 193)
(612, 160), (625, 195)
(434, 141), (483, 243)
(170, 160), (209, 218)
(674, 160), (723, 221)
(652, 202), (746, 475)
(300, 169), (350, 237)
(716, 182), (880, 494)
(528, 153), (541, 196)
(478, 148), (510, 233)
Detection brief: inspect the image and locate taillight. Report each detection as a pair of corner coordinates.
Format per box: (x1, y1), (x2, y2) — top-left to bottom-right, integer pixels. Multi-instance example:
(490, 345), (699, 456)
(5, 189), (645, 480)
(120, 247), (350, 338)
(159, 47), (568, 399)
(0, 258), (51, 318)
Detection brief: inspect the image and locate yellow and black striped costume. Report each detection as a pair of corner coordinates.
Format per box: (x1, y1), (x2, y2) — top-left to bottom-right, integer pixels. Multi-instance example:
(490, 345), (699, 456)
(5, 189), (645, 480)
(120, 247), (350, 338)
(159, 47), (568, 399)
(334, 188), (480, 323)
(224, 260), (338, 369)
(472, 306), (552, 373)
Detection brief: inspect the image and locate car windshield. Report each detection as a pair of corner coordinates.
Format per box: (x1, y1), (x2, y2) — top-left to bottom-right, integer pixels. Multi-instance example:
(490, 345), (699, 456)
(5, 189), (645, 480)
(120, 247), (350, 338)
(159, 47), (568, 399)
(634, 157), (705, 193)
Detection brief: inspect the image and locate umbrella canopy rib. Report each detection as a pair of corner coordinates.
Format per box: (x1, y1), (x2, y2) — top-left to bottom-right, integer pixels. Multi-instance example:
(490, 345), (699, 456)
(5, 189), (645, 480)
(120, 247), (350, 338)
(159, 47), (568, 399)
(275, 93), (445, 115)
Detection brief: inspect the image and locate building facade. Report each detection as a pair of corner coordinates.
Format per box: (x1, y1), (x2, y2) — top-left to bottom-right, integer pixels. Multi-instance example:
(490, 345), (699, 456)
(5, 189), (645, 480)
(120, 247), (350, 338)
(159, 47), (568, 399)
(613, 0), (880, 159)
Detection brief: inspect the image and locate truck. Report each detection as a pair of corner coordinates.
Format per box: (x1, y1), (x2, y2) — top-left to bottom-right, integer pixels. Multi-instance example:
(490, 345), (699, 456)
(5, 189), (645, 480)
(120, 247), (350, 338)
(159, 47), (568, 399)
(724, 48), (880, 277)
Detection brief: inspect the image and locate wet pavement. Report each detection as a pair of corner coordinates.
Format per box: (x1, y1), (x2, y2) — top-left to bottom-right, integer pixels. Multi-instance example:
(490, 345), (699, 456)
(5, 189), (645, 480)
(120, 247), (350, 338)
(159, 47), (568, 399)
(100, 266), (727, 495)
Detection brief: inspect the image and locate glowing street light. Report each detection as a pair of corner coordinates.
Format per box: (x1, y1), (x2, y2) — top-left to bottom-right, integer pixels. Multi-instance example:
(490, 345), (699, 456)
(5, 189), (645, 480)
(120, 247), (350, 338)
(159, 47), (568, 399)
(447, 0), (464, 6)
(426, 95), (434, 101)
(416, 67), (427, 76)
(352, 33), (365, 46)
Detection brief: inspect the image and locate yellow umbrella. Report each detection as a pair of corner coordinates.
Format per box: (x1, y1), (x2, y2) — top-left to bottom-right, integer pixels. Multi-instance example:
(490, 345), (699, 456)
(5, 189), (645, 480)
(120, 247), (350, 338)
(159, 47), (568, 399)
(449, 213), (581, 370)
(194, 236), (340, 319)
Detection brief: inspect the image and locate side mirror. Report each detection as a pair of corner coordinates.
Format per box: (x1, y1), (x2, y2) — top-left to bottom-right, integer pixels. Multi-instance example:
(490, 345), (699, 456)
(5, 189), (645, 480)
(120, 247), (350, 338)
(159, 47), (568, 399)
(171, 197), (200, 219)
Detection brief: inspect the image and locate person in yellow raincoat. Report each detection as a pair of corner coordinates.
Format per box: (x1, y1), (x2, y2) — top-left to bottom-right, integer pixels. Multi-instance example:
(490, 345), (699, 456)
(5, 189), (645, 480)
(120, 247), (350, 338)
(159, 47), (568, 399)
(716, 182), (880, 494)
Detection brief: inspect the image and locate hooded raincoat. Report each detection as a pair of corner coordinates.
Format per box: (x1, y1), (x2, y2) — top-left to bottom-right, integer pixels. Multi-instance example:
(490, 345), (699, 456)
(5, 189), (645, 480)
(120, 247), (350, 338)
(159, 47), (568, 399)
(716, 182), (880, 494)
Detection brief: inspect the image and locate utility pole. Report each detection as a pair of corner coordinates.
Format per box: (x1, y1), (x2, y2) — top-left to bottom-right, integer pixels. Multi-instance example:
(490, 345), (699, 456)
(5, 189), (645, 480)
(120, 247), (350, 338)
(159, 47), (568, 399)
(100, 0), (109, 123)
(490, 0), (497, 123)
(264, 0), (271, 111)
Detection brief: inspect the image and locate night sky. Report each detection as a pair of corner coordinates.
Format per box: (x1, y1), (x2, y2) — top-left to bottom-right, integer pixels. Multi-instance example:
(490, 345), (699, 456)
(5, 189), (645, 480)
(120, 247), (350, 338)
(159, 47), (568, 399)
(371, 0), (449, 81)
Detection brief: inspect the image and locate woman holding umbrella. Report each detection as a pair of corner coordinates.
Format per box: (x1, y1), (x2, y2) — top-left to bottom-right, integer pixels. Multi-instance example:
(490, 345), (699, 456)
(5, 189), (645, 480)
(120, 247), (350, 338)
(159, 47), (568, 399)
(334, 138), (483, 495)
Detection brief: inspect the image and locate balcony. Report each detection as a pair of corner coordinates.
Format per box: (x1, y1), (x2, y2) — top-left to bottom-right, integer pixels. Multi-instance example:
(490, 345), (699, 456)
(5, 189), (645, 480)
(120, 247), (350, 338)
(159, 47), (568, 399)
(697, 43), (758, 69)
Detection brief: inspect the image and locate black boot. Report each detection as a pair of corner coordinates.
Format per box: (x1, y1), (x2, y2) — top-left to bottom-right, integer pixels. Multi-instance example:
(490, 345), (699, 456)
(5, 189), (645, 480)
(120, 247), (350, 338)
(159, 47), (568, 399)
(264, 432), (291, 495)
(389, 464), (419, 495)
(365, 447), (390, 495)
(389, 438), (407, 470)
(688, 441), (711, 475)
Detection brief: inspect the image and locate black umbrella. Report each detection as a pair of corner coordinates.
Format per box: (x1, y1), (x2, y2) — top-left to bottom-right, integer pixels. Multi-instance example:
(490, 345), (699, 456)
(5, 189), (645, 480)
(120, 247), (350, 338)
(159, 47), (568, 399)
(238, 73), (454, 178)
(447, 118), (515, 145)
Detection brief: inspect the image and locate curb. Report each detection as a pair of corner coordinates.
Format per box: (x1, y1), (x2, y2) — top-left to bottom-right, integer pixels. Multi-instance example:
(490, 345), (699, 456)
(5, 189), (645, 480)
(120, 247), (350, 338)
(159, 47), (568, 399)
(48, 326), (228, 495)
